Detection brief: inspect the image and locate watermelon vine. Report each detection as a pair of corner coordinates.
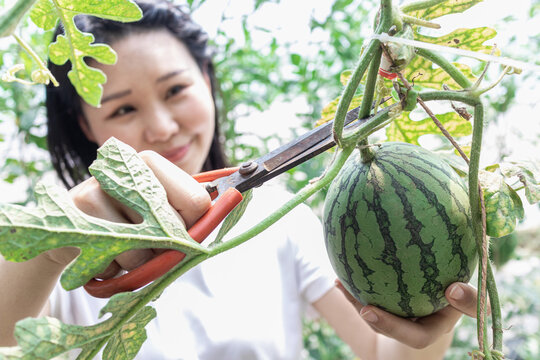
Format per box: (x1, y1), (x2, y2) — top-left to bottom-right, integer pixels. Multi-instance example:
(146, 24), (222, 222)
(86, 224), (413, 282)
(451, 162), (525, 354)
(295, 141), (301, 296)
(325, 0), (507, 358)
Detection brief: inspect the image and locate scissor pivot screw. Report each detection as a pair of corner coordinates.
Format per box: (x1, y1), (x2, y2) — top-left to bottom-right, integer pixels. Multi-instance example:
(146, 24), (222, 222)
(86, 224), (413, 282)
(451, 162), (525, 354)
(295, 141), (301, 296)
(239, 161), (258, 175)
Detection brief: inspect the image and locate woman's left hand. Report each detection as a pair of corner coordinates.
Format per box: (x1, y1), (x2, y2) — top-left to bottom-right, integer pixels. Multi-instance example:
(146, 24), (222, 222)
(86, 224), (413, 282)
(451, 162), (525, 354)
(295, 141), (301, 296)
(336, 280), (483, 349)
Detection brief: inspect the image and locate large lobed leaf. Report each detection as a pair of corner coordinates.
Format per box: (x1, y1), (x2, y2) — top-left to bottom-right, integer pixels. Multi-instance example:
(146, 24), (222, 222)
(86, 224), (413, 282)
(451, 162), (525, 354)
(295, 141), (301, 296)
(0, 136), (253, 359)
(0, 138), (206, 291)
(0, 288), (157, 360)
(29, 0), (142, 106)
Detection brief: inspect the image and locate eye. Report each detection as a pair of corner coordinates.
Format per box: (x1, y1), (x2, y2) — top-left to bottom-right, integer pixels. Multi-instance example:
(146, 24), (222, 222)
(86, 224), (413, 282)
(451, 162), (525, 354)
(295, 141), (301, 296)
(110, 104), (135, 118)
(166, 84), (185, 99)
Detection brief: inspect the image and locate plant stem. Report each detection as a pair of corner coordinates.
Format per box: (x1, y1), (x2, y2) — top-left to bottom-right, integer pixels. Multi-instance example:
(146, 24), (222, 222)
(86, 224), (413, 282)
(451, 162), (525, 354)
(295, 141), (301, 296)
(358, 46), (383, 162)
(400, 0), (447, 13)
(398, 74), (470, 164)
(13, 34), (59, 86)
(86, 105), (396, 357)
(487, 260), (503, 350)
(359, 50), (383, 119)
(332, 0), (393, 146)
(416, 47), (473, 89)
(342, 102), (399, 147)
(419, 90), (504, 356)
(0, 0), (37, 37)
(210, 146), (355, 257)
(468, 102), (493, 358)
(85, 252), (210, 359)
(401, 14), (441, 29)
(419, 89), (477, 106)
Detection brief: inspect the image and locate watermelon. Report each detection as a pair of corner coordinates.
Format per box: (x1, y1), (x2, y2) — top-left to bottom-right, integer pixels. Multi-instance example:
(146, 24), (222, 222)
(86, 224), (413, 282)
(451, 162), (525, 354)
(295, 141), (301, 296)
(323, 142), (477, 317)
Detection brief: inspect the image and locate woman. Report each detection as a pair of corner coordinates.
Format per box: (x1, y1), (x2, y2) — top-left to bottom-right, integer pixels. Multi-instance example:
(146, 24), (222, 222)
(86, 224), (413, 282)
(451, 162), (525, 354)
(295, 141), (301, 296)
(0, 1), (480, 359)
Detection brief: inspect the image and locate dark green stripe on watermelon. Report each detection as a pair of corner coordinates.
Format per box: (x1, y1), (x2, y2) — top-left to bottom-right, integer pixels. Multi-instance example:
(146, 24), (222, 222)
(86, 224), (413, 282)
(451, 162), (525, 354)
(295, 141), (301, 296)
(323, 142), (477, 318)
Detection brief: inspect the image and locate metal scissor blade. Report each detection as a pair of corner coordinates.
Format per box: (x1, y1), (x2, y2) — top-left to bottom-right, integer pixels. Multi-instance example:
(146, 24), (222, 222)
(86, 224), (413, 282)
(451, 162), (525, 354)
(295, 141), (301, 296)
(211, 98), (393, 196)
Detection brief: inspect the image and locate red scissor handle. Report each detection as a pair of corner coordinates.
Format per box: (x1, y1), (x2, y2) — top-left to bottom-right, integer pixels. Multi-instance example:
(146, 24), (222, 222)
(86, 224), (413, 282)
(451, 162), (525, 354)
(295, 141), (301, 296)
(84, 168), (242, 298)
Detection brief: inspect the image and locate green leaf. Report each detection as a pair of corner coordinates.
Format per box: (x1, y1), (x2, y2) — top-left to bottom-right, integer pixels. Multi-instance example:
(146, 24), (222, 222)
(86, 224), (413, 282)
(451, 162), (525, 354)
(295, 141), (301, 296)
(212, 189), (253, 246)
(29, 0), (143, 106)
(102, 307), (156, 359)
(0, 288), (157, 360)
(479, 170), (524, 238)
(499, 160), (540, 205)
(405, 0), (484, 21)
(0, 138), (207, 290)
(385, 111), (472, 144)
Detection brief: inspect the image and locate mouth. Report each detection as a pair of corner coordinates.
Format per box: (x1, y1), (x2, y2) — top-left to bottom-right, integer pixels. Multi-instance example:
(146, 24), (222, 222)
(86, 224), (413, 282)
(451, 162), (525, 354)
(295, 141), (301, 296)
(161, 142), (191, 163)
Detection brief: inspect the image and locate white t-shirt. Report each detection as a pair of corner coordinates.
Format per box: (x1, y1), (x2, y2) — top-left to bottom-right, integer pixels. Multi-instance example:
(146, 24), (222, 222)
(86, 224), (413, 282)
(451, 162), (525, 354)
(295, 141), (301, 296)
(50, 184), (336, 359)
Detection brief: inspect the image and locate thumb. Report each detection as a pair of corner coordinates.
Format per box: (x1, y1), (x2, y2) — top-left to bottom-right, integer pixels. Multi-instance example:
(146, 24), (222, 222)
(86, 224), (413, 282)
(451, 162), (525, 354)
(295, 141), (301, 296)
(445, 282), (490, 318)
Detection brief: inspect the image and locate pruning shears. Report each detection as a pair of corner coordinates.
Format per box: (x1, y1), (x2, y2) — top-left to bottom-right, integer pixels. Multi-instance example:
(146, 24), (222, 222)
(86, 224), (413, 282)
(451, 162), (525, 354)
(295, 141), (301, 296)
(83, 103), (386, 298)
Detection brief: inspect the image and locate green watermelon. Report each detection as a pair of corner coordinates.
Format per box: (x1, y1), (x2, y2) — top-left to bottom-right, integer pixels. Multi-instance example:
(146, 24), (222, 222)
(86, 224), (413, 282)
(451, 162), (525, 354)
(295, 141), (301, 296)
(323, 142), (477, 317)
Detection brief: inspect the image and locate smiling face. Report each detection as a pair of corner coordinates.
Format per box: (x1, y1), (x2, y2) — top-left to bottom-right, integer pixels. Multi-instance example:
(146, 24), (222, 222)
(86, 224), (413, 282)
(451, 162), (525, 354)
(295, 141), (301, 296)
(80, 30), (215, 175)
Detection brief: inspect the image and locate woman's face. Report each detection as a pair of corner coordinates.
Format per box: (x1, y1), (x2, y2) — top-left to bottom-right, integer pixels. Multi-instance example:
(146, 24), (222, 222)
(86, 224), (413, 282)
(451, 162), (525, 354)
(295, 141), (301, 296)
(80, 30), (215, 175)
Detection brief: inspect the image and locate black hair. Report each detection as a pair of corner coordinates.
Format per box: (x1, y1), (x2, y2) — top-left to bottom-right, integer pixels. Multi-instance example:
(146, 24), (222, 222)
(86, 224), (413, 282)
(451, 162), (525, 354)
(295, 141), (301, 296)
(46, 0), (228, 189)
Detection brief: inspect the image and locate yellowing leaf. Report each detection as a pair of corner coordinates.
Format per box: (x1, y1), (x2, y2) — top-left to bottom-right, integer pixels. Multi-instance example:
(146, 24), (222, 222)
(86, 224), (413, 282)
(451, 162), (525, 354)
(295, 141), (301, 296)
(406, 0), (484, 21)
(340, 69), (353, 86)
(1, 290), (157, 359)
(416, 27), (497, 54)
(316, 94), (363, 126)
(402, 53), (477, 90)
(479, 170), (524, 238)
(385, 111), (472, 145)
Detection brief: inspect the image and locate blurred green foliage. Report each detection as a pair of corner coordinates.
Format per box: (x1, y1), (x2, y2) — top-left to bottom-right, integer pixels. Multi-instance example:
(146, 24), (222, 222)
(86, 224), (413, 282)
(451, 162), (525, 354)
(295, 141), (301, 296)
(0, 21), (51, 204)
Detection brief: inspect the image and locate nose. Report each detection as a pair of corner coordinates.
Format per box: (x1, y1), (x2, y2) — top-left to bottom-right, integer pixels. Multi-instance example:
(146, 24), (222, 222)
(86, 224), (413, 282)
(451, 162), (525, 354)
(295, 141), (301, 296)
(143, 105), (180, 143)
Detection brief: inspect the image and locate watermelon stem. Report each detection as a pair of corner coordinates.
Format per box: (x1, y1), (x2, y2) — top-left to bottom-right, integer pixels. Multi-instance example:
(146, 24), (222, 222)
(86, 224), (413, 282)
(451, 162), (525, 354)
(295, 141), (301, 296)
(210, 146), (355, 257)
(332, 0), (393, 147)
(413, 89), (504, 356)
(469, 102), (504, 358)
(358, 44), (383, 162)
(359, 144), (376, 163)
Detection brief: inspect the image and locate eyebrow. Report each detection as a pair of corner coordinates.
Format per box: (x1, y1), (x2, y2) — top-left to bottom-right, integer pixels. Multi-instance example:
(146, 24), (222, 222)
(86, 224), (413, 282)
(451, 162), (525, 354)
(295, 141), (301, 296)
(156, 69), (186, 83)
(100, 70), (186, 104)
(101, 90), (132, 104)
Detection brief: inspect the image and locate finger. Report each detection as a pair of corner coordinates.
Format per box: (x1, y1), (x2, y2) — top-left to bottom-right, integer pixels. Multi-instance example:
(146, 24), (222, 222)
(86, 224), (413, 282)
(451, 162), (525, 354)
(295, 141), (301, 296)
(71, 177), (163, 274)
(446, 282), (490, 318)
(70, 178), (131, 223)
(114, 249), (156, 271)
(94, 261), (122, 280)
(358, 305), (462, 349)
(139, 151), (211, 228)
(335, 279), (366, 312)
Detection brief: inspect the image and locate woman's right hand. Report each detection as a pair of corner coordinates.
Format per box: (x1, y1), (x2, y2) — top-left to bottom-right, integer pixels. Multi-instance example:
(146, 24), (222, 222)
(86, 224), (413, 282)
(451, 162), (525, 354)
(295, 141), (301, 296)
(42, 150), (212, 279)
